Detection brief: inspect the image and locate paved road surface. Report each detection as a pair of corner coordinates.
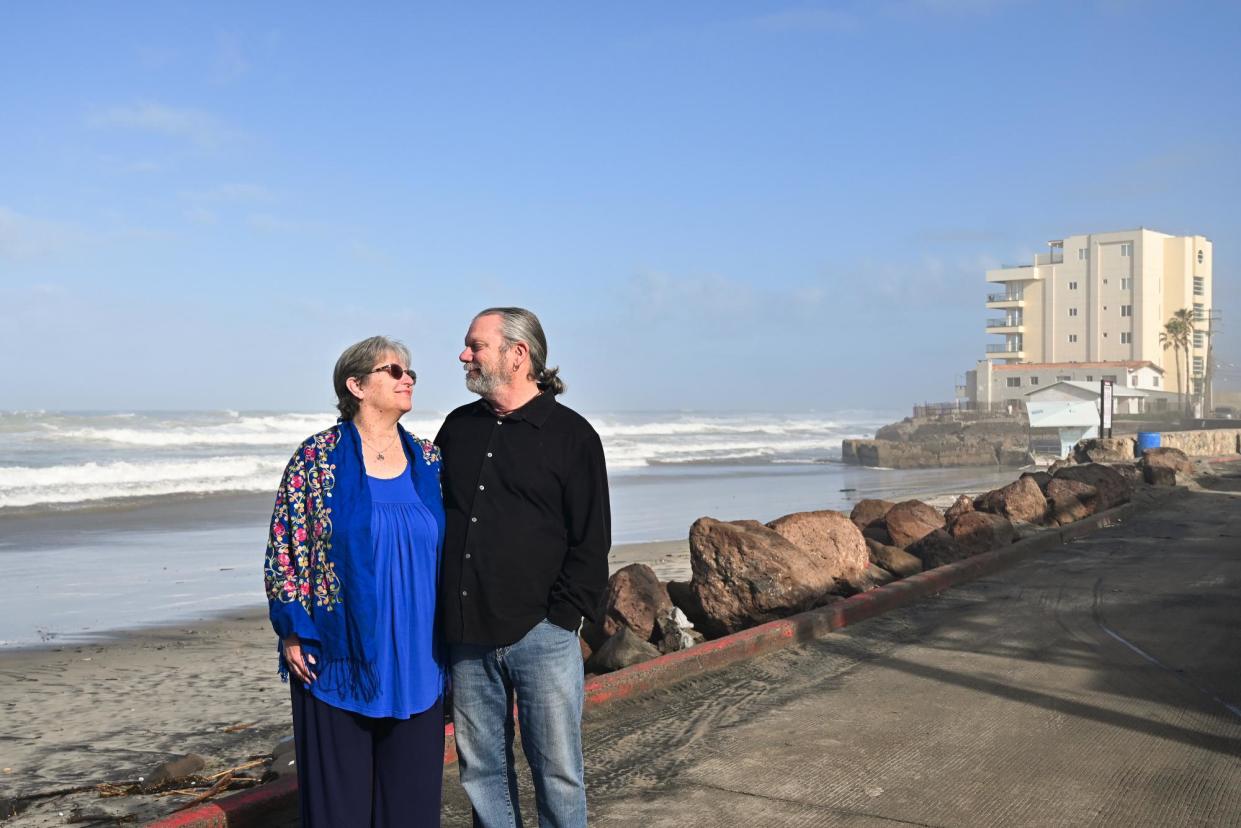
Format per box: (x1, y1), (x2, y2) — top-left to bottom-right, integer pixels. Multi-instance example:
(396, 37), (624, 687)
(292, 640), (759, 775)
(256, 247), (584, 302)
(441, 472), (1241, 826)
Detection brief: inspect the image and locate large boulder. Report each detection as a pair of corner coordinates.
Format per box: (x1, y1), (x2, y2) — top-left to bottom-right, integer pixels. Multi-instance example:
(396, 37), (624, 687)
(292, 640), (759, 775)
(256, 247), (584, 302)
(861, 524), (894, 545)
(974, 476), (1047, 525)
(948, 511), (1015, 557)
(1143, 465), (1179, 486)
(585, 627), (661, 674)
(1045, 478), (1099, 513)
(943, 495), (974, 523)
(849, 499), (895, 530)
(865, 538), (923, 578)
(1048, 495), (1092, 526)
(881, 500), (946, 549)
(907, 528), (965, 569)
(598, 563), (672, 642)
(767, 509), (870, 583)
(688, 518), (835, 636)
(1020, 471), (1052, 494)
(1140, 446), (1194, 475)
(1073, 436), (1135, 463)
(1053, 463), (1133, 510)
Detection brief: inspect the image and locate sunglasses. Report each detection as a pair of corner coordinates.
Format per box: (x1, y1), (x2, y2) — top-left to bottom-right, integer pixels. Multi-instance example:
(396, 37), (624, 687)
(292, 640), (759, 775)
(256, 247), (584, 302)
(369, 363), (417, 384)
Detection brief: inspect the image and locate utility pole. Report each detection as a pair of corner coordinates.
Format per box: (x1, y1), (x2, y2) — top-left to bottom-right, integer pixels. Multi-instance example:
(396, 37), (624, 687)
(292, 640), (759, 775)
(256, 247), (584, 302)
(1205, 309), (1222, 415)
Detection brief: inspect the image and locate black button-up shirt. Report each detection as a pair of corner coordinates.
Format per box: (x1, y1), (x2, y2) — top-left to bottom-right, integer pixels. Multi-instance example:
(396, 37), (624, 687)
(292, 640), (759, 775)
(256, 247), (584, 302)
(436, 392), (611, 647)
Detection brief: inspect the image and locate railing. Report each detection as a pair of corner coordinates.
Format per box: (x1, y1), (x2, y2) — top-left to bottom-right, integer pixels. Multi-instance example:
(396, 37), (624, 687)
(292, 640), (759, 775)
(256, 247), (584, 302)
(986, 293), (1022, 303)
(986, 318), (1021, 328)
(985, 344), (1022, 353)
(912, 400), (1017, 418)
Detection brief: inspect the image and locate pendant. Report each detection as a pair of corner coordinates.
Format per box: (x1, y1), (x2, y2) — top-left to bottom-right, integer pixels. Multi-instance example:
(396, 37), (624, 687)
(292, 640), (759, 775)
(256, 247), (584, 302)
(376, 452), (385, 461)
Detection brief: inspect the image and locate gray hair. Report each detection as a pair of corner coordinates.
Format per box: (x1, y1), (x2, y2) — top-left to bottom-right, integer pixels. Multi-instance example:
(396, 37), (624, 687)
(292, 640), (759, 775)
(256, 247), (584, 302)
(332, 335), (412, 420)
(476, 307), (566, 395)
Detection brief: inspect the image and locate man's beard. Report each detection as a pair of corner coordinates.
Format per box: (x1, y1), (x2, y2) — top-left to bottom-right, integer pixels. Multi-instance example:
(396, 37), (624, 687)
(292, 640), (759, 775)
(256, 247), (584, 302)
(464, 359), (506, 396)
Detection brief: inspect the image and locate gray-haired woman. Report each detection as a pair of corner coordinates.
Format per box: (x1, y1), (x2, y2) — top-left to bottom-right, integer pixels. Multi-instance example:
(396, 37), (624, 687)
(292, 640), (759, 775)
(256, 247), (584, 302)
(263, 335), (445, 826)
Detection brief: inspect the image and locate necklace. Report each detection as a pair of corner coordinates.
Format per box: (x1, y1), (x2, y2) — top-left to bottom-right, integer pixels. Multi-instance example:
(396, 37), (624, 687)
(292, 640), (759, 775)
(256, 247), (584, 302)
(359, 430), (398, 461)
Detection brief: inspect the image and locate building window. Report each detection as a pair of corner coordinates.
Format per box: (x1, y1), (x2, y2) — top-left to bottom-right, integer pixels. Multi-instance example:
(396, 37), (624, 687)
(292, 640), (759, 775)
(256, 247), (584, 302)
(1194, 331), (1204, 348)
(1193, 356), (1204, 375)
(1194, 276), (1204, 295)
(1121, 305), (1132, 317)
(1198, 249), (1204, 264)
(1153, 376), (1160, 387)
(1120, 242), (1133, 256)
(1103, 374), (1117, 382)
(1121, 277), (1132, 290)
(1068, 307), (1078, 317)
(1086, 376), (1094, 381)
(1121, 332), (1132, 344)
(1068, 281), (1078, 290)
(1078, 247), (1089, 260)
(1068, 334), (1078, 343)
(1194, 378), (1204, 394)
(1006, 377), (1021, 388)
(1194, 303), (1205, 321)
(1030, 376), (1039, 386)
(1057, 375), (1071, 381)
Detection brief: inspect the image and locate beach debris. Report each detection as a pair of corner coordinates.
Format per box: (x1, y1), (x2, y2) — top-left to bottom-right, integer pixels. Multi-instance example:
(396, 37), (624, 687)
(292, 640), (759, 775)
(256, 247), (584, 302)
(849, 499), (895, 531)
(585, 627), (661, 674)
(973, 476), (1048, 525)
(943, 495), (974, 523)
(651, 607), (700, 654)
(766, 509), (870, 584)
(864, 539), (923, 578)
(665, 580), (711, 632)
(881, 500), (945, 549)
(948, 511), (1016, 558)
(221, 721), (258, 733)
(687, 517), (836, 637)
(66, 804), (134, 823)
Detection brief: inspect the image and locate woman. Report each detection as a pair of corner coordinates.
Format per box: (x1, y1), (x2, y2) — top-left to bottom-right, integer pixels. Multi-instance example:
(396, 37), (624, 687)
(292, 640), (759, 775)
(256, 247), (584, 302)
(264, 336), (445, 827)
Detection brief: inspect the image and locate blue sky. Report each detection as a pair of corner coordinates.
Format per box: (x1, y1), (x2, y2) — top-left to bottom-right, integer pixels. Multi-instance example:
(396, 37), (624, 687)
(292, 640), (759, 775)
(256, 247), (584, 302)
(3, 0), (1238, 413)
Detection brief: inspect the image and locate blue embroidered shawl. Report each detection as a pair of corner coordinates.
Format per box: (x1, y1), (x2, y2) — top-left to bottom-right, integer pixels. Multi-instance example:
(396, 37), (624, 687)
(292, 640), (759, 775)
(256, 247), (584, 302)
(264, 420), (444, 703)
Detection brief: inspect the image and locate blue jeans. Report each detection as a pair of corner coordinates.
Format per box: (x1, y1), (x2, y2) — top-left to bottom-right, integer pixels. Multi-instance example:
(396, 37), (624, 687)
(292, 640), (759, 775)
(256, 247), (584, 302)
(450, 619), (587, 828)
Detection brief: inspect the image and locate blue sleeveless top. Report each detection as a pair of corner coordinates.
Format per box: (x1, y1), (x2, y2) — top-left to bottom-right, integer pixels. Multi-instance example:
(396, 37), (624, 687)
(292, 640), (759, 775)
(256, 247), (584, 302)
(309, 466), (444, 718)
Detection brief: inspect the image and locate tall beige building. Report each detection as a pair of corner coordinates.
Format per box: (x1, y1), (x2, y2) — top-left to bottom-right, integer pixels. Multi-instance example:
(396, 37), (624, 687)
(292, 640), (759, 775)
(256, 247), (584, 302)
(983, 228), (1213, 398)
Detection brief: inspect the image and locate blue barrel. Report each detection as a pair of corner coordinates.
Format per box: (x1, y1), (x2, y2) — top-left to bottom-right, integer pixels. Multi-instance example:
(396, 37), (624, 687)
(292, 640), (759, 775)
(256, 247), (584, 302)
(1136, 431), (1161, 456)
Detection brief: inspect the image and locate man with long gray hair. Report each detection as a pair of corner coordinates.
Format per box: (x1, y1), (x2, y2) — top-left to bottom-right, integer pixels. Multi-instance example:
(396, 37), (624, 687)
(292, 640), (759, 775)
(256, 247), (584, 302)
(436, 307), (611, 827)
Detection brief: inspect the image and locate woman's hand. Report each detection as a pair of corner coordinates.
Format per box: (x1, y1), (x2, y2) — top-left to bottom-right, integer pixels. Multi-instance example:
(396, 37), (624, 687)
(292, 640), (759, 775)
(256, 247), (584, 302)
(283, 635), (317, 684)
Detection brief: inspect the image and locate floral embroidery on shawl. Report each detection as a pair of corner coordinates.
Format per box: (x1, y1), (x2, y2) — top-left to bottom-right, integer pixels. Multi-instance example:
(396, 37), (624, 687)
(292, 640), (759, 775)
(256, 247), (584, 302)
(264, 428), (342, 615)
(419, 438), (441, 466)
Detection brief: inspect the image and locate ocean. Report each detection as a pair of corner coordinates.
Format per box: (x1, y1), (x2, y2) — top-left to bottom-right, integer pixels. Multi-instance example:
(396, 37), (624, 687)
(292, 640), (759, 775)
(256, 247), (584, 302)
(0, 409), (1022, 646)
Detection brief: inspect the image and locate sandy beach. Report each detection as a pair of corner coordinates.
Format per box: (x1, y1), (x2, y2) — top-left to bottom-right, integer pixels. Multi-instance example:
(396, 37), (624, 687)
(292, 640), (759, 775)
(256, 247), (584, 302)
(0, 536), (696, 826)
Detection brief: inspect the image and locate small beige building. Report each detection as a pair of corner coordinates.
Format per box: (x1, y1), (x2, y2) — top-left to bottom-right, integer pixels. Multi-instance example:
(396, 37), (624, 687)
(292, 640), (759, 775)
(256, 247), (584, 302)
(982, 228), (1212, 399)
(974, 359), (1169, 407)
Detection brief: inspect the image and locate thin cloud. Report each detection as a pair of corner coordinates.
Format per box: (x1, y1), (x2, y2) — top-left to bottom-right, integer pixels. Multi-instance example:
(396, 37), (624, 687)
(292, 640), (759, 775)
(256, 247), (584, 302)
(0, 207), (83, 260)
(88, 102), (240, 149)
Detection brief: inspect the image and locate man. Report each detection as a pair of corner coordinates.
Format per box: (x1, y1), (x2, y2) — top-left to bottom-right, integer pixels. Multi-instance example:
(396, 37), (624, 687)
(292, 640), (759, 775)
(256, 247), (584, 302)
(437, 307), (611, 827)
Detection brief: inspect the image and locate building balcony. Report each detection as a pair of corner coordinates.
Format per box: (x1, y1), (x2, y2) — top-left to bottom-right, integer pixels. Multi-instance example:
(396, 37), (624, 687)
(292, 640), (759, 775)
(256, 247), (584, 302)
(985, 319), (1024, 334)
(986, 293), (1024, 308)
(985, 344), (1025, 360)
(986, 266), (1043, 283)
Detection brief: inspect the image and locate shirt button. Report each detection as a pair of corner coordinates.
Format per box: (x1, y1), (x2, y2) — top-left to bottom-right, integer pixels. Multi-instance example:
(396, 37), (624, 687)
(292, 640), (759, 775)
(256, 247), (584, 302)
(470, 516), (478, 523)
(461, 590), (468, 597)
(496, 420), (503, 425)
(486, 452), (493, 458)
(465, 553), (472, 559)
(478, 484), (485, 491)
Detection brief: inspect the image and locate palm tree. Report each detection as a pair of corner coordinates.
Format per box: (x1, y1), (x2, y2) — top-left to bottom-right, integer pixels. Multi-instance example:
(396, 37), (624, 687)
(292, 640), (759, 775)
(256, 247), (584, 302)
(1159, 318), (1186, 414)
(1172, 307), (1196, 413)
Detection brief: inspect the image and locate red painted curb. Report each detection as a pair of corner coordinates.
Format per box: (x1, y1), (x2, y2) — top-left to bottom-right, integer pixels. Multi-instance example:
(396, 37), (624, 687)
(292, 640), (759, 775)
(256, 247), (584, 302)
(148, 495), (1155, 827)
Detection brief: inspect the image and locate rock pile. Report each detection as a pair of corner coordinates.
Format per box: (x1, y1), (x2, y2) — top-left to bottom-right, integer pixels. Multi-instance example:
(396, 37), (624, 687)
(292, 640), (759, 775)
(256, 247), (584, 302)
(584, 454), (1168, 675)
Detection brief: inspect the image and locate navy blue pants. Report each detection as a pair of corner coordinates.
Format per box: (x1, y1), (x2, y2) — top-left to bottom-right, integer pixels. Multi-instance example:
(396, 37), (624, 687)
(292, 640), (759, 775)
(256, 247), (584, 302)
(291, 681), (444, 827)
